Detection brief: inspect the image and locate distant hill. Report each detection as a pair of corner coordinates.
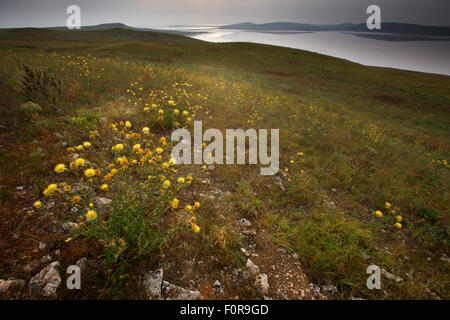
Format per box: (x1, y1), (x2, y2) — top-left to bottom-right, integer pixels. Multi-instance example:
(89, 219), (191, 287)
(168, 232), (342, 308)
(220, 22), (450, 36)
(46, 23), (200, 36)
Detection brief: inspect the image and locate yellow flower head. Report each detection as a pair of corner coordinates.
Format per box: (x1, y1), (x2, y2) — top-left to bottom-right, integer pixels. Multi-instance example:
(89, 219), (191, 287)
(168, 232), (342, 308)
(84, 168), (96, 178)
(54, 163), (66, 173)
(158, 109), (164, 115)
(171, 198), (179, 209)
(173, 109), (179, 115)
(396, 215), (403, 222)
(178, 177), (185, 184)
(185, 205), (193, 212)
(43, 184), (58, 197)
(142, 127), (150, 135)
(75, 158), (85, 167)
(33, 201), (42, 209)
(395, 222), (402, 229)
(385, 202), (391, 209)
(191, 223), (200, 233)
(72, 195), (81, 203)
(83, 141), (91, 148)
(375, 210), (383, 218)
(115, 144), (124, 151)
(101, 184), (108, 191)
(132, 144), (141, 152)
(183, 111), (188, 116)
(194, 201), (200, 209)
(155, 147), (163, 155)
(163, 180), (171, 189)
(86, 210), (97, 221)
(125, 121), (132, 128)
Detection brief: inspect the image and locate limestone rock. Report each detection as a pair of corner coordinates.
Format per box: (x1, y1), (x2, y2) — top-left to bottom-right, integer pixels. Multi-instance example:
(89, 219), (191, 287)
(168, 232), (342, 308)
(29, 262), (61, 298)
(254, 274), (269, 296)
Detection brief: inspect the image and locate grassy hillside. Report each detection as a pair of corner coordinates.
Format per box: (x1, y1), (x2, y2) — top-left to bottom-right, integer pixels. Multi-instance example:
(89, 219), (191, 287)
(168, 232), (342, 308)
(0, 28), (448, 299)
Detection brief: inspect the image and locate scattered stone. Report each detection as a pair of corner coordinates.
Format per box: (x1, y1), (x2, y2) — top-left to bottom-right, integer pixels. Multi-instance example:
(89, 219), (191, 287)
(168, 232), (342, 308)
(246, 259), (260, 276)
(240, 248), (250, 257)
(71, 207), (79, 213)
(321, 284), (338, 295)
(276, 248), (287, 254)
(207, 165), (215, 171)
(70, 183), (92, 195)
(40, 254), (52, 264)
(381, 269), (404, 283)
(95, 197), (113, 207)
(242, 229), (257, 236)
(273, 176), (285, 191)
(239, 218), (252, 227)
(54, 250), (60, 257)
(45, 202), (55, 210)
(291, 253), (299, 260)
(161, 281), (202, 300)
(439, 254), (450, 263)
(38, 242), (46, 251)
(327, 201), (336, 210)
(0, 279), (25, 294)
(143, 268), (164, 299)
(29, 261), (62, 298)
(213, 280), (223, 294)
(62, 222), (79, 232)
(254, 274), (269, 296)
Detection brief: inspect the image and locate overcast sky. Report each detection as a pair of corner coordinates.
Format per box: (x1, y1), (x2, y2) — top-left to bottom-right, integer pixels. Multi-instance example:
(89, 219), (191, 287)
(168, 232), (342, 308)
(0, 0), (449, 28)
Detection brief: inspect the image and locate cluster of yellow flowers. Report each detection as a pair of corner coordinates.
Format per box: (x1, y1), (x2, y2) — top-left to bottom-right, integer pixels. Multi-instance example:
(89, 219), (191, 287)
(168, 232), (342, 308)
(374, 202), (403, 229)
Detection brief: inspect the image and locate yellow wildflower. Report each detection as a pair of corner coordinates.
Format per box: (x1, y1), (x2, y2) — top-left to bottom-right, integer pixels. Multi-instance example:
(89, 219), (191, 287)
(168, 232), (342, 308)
(163, 180), (171, 189)
(84, 168), (96, 178)
(54, 163), (66, 173)
(86, 210), (97, 221)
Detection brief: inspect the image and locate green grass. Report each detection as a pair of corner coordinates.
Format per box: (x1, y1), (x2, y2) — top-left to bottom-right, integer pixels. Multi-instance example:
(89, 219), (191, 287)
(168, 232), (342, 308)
(0, 27), (448, 299)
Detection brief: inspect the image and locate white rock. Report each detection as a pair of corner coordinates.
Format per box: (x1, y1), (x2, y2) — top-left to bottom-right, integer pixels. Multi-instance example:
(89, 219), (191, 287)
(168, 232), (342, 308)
(0, 279), (25, 294)
(254, 274), (269, 296)
(381, 269), (404, 283)
(29, 261), (62, 297)
(143, 268), (163, 299)
(95, 197), (113, 207)
(40, 254), (52, 264)
(161, 280), (202, 300)
(246, 259), (260, 276)
(213, 280), (222, 294)
(38, 242), (46, 251)
(239, 218), (252, 227)
(62, 222), (79, 232)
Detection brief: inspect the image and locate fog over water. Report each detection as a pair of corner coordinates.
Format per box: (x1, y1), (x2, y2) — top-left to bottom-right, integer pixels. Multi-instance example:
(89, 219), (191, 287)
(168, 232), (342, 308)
(163, 26), (450, 76)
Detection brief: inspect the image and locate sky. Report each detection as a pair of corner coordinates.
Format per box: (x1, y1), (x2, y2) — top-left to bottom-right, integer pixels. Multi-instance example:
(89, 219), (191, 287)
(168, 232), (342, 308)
(0, 0), (449, 28)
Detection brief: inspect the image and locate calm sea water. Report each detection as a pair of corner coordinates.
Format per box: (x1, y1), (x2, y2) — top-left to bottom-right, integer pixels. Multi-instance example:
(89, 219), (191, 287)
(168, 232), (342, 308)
(160, 26), (450, 76)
